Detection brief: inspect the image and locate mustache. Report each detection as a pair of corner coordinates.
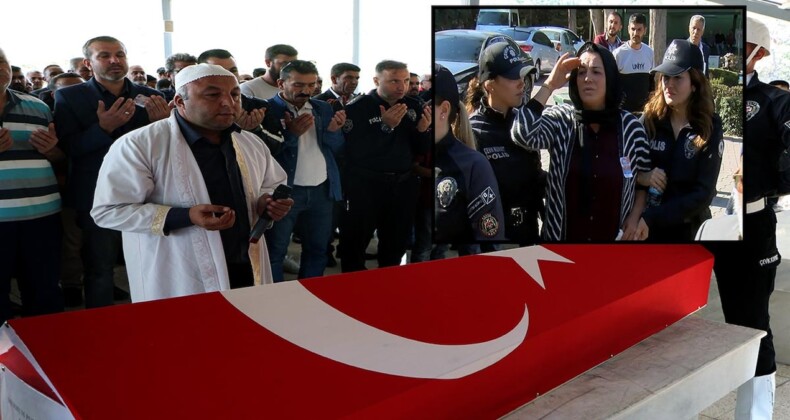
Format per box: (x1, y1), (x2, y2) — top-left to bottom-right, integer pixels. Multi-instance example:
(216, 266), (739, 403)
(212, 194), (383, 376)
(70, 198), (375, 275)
(296, 93), (311, 98)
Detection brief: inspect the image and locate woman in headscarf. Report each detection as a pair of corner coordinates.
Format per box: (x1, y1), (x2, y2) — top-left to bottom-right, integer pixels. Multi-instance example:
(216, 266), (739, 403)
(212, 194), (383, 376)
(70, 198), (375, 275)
(638, 39), (723, 241)
(466, 40), (545, 246)
(511, 42), (651, 241)
(433, 63), (505, 243)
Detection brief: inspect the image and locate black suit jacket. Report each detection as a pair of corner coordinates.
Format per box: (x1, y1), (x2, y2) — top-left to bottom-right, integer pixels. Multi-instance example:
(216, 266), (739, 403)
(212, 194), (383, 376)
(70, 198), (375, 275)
(54, 78), (164, 210)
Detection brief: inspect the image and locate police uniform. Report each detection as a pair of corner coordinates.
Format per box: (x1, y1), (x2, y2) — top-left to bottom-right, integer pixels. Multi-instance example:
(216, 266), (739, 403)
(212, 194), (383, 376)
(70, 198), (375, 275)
(470, 102), (544, 244)
(641, 114), (724, 241)
(706, 71), (788, 379)
(340, 90), (430, 272)
(435, 132), (506, 243)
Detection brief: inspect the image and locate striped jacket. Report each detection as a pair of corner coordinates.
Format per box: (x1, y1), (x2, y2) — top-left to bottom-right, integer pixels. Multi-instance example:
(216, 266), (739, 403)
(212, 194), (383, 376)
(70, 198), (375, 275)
(0, 90), (60, 222)
(511, 100), (650, 241)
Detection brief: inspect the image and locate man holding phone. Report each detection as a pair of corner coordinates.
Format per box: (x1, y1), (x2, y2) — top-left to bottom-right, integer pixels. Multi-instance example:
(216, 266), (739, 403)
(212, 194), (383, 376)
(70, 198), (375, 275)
(91, 64), (293, 303)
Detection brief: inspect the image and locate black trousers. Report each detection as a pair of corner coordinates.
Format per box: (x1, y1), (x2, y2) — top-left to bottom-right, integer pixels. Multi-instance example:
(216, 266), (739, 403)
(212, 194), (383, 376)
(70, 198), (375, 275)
(0, 214), (64, 324)
(706, 206), (778, 376)
(340, 170), (418, 272)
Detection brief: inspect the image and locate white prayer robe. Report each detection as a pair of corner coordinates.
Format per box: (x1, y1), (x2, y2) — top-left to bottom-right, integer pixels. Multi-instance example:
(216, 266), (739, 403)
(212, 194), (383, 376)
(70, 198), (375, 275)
(91, 113), (287, 302)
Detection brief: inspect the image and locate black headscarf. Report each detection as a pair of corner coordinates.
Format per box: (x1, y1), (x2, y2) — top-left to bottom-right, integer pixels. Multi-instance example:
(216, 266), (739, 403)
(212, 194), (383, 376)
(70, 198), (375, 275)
(568, 42), (623, 125)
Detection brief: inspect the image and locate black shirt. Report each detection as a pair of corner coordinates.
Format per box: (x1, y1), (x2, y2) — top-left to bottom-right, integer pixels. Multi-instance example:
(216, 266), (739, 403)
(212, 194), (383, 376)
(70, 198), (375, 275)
(166, 112), (252, 265)
(745, 72), (790, 202)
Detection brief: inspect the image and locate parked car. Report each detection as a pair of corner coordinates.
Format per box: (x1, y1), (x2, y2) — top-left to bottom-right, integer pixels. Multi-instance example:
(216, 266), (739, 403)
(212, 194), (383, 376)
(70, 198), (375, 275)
(527, 26), (585, 56)
(495, 27), (561, 78)
(434, 29), (537, 101)
(474, 9), (521, 32)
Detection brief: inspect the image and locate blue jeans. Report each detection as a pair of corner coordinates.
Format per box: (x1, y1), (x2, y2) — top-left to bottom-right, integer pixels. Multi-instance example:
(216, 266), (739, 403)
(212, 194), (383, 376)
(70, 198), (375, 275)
(77, 211), (122, 308)
(265, 182), (333, 282)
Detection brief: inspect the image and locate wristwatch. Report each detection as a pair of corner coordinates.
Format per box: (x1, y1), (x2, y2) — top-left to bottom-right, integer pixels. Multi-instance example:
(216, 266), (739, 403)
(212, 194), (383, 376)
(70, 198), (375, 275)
(381, 123), (394, 134)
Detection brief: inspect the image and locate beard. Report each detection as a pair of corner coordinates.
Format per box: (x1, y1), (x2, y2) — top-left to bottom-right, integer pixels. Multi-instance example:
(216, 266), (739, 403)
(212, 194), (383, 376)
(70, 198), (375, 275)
(9, 82), (27, 92)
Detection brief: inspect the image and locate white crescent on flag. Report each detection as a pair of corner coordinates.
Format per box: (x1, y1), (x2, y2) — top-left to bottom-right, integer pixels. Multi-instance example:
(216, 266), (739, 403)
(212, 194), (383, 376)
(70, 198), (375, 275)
(222, 246), (574, 379)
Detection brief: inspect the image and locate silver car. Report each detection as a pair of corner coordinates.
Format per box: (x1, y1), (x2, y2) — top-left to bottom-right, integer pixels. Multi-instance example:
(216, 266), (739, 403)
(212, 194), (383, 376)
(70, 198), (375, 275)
(530, 26), (586, 56)
(495, 27), (561, 78)
(434, 29), (537, 101)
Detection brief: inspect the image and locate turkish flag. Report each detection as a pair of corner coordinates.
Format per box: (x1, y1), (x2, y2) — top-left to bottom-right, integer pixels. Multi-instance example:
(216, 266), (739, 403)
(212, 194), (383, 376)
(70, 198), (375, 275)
(0, 245), (711, 418)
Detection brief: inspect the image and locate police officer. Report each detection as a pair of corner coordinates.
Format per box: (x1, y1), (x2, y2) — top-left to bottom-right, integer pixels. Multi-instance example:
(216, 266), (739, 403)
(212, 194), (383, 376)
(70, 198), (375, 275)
(706, 16), (787, 419)
(434, 64), (506, 243)
(467, 40), (544, 245)
(638, 39), (723, 241)
(340, 60), (431, 272)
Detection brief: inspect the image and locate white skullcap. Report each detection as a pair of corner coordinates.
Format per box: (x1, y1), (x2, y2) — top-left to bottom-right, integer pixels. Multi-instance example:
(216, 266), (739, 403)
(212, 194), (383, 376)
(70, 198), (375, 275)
(174, 63), (236, 91)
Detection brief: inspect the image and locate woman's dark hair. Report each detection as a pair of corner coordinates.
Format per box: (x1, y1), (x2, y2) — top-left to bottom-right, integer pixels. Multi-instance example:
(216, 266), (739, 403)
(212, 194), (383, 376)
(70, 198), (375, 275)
(464, 76), (485, 115)
(643, 68), (713, 149)
(568, 42), (623, 111)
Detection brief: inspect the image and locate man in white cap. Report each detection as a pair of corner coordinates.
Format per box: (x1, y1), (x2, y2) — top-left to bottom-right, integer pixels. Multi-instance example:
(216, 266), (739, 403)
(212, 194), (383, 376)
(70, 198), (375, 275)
(706, 15), (789, 419)
(91, 63), (293, 303)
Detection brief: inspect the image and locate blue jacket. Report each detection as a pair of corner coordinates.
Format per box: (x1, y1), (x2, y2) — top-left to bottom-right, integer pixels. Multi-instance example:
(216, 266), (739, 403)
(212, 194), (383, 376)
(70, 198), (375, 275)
(54, 78), (164, 210)
(268, 94), (344, 201)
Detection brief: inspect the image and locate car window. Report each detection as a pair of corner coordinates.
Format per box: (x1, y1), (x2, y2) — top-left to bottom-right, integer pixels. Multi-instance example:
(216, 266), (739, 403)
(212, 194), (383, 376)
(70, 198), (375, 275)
(435, 36), (485, 62)
(496, 28), (531, 42)
(567, 31), (581, 43)
(562, 33), (570, 44)
(533, 31), (553, 47)
(478, 12), (508, 26)
(510, 12), (518, 26)
(484, 36), (510, 49)
(542, 30), (560, 42)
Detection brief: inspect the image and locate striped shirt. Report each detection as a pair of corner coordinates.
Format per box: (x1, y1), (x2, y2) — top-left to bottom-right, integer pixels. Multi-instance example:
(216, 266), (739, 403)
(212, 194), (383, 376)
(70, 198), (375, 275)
(0, 90), (60, 222)
(511, 100), (650, 241)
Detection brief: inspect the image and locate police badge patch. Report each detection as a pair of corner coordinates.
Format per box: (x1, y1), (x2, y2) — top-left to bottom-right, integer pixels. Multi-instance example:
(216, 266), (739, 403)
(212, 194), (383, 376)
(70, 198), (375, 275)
(407, 109), (417, 122)
(684, 136), (698, 159)
(342, 119), (354, 133)
(718, 139), (724, 158)
(436, 177), (458, 208)
(479, 213), (499, 237)
(746, 100), (760, 121)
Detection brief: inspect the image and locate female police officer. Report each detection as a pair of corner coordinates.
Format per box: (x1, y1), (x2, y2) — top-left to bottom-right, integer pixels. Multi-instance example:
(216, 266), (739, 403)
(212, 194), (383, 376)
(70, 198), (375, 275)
(638, 39), (723, 241)
(466, 40), (545, 245)
(434, 63), (505, 243)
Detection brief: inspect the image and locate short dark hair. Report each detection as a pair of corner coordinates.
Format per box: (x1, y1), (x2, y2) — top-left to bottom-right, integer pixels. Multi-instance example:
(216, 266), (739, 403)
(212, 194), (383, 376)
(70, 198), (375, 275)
(375, 60), (407, 74)
(409, 72), (419, 78)
(48, 72), (82, 91)
(197, 49), (233, 63)
(11, 66), (20, 72)
(156, 79), (172, 90)
(156, 67), (166, 75)
(330, 62), (360, 78)
(146, 74), (157, 83)
(165, 53), (197, 73)
(608, 11), (622, 23)
(252, 67), (266, 78)
(82, 36), (125, 59)
(629, 13), (647, 27)
(265, 44), (298, 61)
(770, 80), (789, 89)
(279, 60), (318, 81)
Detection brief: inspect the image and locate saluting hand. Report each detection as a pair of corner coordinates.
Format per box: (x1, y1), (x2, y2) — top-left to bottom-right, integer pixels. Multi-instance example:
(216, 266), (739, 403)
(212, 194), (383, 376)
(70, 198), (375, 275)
(380, 104), (407, 129)
(237, 107), (266, 131)
(145, 95), (171, 122)
(29, 123), (59, 155)
(189, 204), (236, 231)
(0, 128), (12, 153)
(416, 105), (432, 133)
(545, 52), (581, 91)
(97, 98), (135, 133)
(327, 110), (347, 132)
(283, 111), (315, 137)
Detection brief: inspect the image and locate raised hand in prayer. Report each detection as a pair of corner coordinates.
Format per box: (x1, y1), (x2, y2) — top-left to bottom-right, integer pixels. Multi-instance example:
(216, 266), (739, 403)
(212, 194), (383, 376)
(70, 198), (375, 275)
(236, 107), (266, 131)
(189, 204), (236, 231)
(283, 111), (315, 137)
(97, 98), (135, 133)
(327, 110), (347, 132)
(416, 105), (432, 133)
(380, 104), (407, 129)
(144, 95), (171, 122)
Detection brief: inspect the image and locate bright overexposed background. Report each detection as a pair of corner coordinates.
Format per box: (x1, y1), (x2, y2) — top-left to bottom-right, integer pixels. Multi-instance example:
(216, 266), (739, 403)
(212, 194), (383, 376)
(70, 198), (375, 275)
(0, 0), (433, 93)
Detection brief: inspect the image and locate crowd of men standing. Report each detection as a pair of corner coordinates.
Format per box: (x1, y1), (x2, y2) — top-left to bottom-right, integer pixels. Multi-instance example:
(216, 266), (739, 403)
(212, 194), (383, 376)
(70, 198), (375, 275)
(0, 35), (433, 322)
